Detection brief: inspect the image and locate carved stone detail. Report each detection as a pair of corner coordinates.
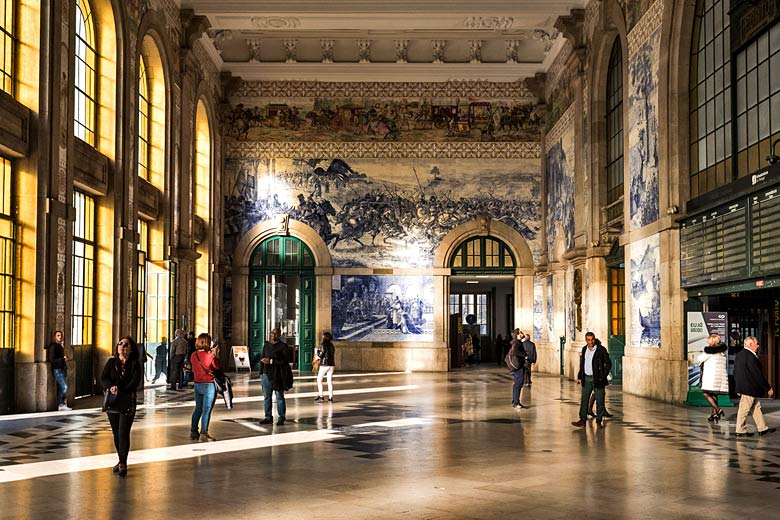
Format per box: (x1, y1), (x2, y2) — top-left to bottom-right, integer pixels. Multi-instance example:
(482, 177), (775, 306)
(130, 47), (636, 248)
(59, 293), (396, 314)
(179, 9), (211, 49)
(247, 39), (262, 63)
(394, 39), (409, 64)
(357, 39), (371, 63)
(463, 16), (514, 30)
(251, 16), (301, 30)
(432, 40), (446, 64)
(469, 39), (483, 63)
(321, 39), (335, 63)
(627, 0), (665, 56)
(505, 40), (520, 63)
(283, 39), (298, 63)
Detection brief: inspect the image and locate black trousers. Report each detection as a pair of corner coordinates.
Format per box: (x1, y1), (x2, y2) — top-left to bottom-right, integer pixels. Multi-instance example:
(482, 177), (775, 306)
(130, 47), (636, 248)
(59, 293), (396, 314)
(170, 354), (185, 387)
(108, 412), (135, 464)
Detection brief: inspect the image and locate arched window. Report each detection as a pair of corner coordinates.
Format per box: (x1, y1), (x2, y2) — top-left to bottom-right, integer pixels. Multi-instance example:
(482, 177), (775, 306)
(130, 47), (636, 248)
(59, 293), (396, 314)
(449, 236), (515, 274)
(137, 55), (150, 180)
(74, 0), (97, 145)
(689, 0), (732, 197)
(605, 38), (623, 226)
(194, 100), (211, 332)
(0, 0), (15, 94)
(250, 236), (314, 271)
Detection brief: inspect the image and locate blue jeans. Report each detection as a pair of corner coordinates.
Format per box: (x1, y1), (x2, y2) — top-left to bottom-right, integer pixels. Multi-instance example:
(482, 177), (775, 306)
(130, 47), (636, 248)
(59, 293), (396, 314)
(261, 373), (286, 420)
(53, 368), (67, 405)
(511, 368), (525, 406)
(191, 382), (217, 433)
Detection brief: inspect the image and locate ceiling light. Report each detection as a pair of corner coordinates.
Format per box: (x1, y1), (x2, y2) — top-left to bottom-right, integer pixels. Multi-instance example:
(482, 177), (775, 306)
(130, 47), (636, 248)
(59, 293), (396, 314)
(466, 280), (479, 284)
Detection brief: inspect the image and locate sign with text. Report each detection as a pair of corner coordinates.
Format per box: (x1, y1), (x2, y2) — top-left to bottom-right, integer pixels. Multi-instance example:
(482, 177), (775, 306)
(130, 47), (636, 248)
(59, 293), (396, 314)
(231, 345), (251, 371)
(687, 312), (728, 354)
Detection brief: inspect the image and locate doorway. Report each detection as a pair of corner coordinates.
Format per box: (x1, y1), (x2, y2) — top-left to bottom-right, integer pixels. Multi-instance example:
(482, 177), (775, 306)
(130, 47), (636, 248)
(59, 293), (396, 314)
(606, 243), (626, 383)
(248, 236), (315, 371)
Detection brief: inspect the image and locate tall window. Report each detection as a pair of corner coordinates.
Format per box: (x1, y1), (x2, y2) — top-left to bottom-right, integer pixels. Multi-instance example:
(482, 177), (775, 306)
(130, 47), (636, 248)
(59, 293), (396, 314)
(71, 191), (95, 349)
(605, 38), (624, 225)
(0, 0), (14, 94)
(449, 293), (490, 335)
(689, 0), (732, 197)
(136, 219), (147, 347)
(137, 55), (150, 180)
(735, 22), (780, 177)
(0, 157), (15, 349)
(74, 0), (97, 145)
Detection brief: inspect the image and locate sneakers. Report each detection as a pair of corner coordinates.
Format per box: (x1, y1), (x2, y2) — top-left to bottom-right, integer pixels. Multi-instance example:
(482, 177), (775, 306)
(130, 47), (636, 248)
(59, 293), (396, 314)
(200, 433), (217, 442)
(58, 404), (72, 411)
(189, 431), (200, 440)
(314, 396), (324, 402)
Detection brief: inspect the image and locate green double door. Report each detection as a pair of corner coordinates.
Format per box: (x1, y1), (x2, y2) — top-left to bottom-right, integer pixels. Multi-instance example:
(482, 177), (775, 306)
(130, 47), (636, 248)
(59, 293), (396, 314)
(607, 265), (625, 383)
(248, 236), (316, 372)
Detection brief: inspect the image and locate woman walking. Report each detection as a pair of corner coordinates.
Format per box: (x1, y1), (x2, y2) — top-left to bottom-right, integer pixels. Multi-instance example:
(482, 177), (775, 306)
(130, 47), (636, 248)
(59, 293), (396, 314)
(190, 333), (220, 441)
(314, 331), (336, 402)
(697, 333), (729, 422)
(101, 336), (142, 477)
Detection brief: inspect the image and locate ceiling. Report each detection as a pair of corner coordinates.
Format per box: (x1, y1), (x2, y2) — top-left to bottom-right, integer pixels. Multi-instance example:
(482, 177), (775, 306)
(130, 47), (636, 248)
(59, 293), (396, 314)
(181, 0), (587, 82)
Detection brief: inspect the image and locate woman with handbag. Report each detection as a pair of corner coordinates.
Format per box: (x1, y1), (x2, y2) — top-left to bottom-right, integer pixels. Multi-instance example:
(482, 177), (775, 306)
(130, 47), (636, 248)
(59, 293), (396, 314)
(697, 332), (730, 422)
(314, 331), (336, 403)
(190, 333), (220, 441)
(101, 336), (142, 477)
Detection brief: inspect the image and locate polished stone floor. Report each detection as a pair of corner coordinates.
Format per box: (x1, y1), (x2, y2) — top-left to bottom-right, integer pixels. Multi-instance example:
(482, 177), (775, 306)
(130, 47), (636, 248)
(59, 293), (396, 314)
(0, 367), (778, 519)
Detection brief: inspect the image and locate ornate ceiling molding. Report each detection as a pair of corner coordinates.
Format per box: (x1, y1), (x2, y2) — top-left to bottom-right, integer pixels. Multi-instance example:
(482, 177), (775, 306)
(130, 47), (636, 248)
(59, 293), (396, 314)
(463, 16), (515, 30)
(233, 79), (536, 99)
(225, 140), (541, 159)
(251, 16), (301, 29)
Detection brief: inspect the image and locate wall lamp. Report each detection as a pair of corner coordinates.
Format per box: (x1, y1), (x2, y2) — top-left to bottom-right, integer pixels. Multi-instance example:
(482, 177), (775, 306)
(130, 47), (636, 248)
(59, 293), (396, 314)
(767, 138), (780, 165)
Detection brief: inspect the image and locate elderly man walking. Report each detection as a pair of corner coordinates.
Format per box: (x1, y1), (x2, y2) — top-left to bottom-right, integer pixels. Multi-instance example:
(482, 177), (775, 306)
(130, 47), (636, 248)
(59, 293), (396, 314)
(734, 336), (775, 437)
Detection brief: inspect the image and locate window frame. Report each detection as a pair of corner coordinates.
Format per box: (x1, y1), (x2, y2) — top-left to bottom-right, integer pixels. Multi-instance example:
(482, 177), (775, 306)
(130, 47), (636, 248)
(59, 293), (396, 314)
(0, 0), (16, 95)
(605, 38), (624, 225)
(74, 0), (98, 146)
(71, 190), (96, 349)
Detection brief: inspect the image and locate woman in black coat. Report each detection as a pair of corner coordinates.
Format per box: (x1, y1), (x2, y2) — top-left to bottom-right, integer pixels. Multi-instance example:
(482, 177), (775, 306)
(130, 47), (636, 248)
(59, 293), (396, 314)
(101, 336), (142, 477)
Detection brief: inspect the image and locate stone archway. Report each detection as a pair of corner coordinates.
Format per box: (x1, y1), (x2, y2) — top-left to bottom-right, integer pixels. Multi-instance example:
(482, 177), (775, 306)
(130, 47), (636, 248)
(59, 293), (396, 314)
(432, 216), (535, 365)
(231, 218), (333, 348)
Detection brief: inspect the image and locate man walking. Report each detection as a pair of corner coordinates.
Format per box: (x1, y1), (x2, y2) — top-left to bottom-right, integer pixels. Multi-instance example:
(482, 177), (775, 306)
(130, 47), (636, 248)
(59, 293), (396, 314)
(47, 331), (70, 411)
(169, 329), (188, 391)
(734, 336), (775, 437)
(572, 332), (612, 428)
(260, 327), (288, 426)
(507, 328), (527, 409)
(521, 332), (537, 386)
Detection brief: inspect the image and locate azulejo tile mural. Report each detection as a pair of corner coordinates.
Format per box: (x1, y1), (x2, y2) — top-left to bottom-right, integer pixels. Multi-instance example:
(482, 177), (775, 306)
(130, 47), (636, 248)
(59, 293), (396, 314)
(546, 276), (554, 342)
(222, 97), (541, 143)
(630, 233), (661, 348)
(223, 157), (541, 268)
(545, 124), (575, 260)
(628, 28), (660, 230)
(533, 277), (543, 340)
(331, 275), (434, 342)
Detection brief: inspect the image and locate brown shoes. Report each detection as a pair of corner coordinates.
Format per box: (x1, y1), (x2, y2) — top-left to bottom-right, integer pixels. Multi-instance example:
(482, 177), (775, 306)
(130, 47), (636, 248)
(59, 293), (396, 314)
(571, 420), (586, 427)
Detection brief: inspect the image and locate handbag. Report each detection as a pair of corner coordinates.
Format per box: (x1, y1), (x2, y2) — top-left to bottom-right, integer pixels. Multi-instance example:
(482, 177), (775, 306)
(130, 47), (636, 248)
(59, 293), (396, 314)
(312, 356), (321, 373)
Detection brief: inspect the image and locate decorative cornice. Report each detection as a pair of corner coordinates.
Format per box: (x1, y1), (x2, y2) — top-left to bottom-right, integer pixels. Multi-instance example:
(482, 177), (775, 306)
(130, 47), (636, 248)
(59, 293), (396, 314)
(627, 0), (664, 56)
(544, 103), (575, 151)
(251, 16), (301, 29)
(234, 79), (535, 99)
(463, 16), (515, 30)
(225, 141), (541, 159)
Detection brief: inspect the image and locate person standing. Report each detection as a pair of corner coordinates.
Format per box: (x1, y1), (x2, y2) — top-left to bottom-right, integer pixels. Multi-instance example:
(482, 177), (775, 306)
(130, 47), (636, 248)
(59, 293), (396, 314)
(572, 332), (612, 428)
(507, 328), (527, 409)
(181, 331), (197, 388)
(260, 327), (288, 426)
(727, 330), (743, 401)
(101, 336), (142, 477)
(495, 334), (505, 367)
(189, 333), (220, 442)
(734, 336), (776, 437)
(169, 329), (188, 391)
(521, 332), (537, 386)
(47, 331), (70, 411)
(314, 331), (336, 403)
(697, 333), (729, 422)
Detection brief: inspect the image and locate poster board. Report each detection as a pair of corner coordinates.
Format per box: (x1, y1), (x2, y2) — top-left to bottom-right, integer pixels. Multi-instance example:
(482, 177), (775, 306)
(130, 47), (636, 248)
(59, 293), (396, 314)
(231, 345), (251, 372)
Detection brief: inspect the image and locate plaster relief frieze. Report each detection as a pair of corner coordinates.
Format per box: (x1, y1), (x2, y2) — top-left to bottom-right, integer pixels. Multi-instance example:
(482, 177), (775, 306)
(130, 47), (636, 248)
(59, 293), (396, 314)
(357, 40), (371, 63)
(321, 39), (335, 63)
(469, 40), (483, 63)
(225, 141), (541, 160)
(251, 16), (301, 30)
(544, 103), (575, 153)
(432, 40), (446, 64)
(627, 0), (664, 56)
(284, 39), (298, 63)
(234, 80), (535, 100)
(463, 16), (515, 30)
(394, 39), (409, 64)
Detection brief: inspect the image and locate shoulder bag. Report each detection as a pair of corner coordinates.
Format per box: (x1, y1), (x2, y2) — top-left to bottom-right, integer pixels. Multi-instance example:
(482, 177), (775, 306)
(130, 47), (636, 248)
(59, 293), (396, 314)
(194, 351), (234, 409)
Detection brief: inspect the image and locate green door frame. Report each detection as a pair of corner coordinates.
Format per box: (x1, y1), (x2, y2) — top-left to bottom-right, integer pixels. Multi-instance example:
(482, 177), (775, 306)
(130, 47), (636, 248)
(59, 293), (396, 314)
(606, 242), (625, 383)
(248, 236), (316, 371)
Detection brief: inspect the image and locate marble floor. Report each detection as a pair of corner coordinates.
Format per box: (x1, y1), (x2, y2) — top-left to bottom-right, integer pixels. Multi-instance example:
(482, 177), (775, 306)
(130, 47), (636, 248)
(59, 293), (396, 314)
(0, 367), (778, 519)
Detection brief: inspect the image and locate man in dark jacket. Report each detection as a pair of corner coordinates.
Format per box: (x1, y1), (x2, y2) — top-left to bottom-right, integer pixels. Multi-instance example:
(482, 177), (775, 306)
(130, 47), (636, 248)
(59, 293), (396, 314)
(507, 328), (527, 409)
(47, 331), (70, 411)
(734, 336), (775, 437)
(260, 327), (289, 426)
(572, 332), (612, 428)
(521, 332), (537, 385)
